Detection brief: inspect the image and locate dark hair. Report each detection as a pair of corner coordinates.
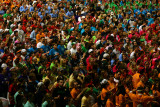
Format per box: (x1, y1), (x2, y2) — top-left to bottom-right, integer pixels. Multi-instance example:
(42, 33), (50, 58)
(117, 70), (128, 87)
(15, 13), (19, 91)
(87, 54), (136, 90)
(57, 76), (64, 82)
(116, 85), (126, 96)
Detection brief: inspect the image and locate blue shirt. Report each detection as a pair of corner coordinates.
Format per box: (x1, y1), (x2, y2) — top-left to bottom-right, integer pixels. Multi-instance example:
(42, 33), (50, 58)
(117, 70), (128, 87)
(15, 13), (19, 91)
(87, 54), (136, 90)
(0, 49), (4, 53)
(30, 6), (34, 12)
(50, 13), (57, 18)
(49, 48), (59, 56)
(134, 9), (139, 13)
(79, 23), (83, 30)
(81, 29), (85, 35)
(66, 11), (74, 17)
(40, 15), (43, 20)
(40, 45), (50, 53)
(148, 18), (154, 26)
(119, 53), (123, 61)
(90, 27), (98, 31)
(19, 6), (28, 12)
(30, 30), (36, 40)
(48, 6), (52, 13)
(27, 47), (38, 54)
(0, 10), (5, 15)
(38, 12), (41, 16)
(111, 59), (115, 66)
(57, 45), (65, 55)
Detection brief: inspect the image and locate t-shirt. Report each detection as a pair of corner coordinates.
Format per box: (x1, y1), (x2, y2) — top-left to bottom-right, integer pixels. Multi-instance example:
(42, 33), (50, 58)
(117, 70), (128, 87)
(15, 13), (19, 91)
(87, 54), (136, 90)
(101, 88), (108, 100)
(24, 101), (35, 107)
(70, 48), (77, 55)
(42, 101), (48, 107)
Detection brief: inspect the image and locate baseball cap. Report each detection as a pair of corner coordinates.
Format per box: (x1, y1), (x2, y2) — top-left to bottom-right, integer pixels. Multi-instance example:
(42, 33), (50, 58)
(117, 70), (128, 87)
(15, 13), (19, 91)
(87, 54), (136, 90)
(103, 53), (109, 58)
(88, 49), (93, 53)
(1, 63), (7, 68)
(21, 49), (26, 53)
(100, 79), (108, 85)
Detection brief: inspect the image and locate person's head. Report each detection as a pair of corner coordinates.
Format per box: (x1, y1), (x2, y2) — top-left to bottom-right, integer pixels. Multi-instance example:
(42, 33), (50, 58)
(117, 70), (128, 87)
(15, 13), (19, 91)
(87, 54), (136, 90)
(84, 88), (91, 97)
(72, 42), (76, 49)
(29, 73), (36, 82)
(18, 24), (22, 30)
(34, 28), (38, 33)
(109, 75), (114, 82)
(57, 78), (64, 87)
(142, 25), (146, 31)
(14, 31), (18, 36)
(44, 79), (50, 88)
(6, 10), (10, 14)
(53, 43), (57, 49)
(88, 49), (94, 56)
(21, 49), (27, 56)
(101, 79), (109, 88)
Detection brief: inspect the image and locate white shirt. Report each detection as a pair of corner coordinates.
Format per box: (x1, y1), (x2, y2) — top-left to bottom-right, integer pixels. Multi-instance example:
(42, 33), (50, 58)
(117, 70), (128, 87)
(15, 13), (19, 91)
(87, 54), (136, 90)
(113, 49), (120, 58)
(11, 29), (25, 42)
(130, 51), (135, 59)
(70, 48), (77, 55)
(67, 41), (72, 50)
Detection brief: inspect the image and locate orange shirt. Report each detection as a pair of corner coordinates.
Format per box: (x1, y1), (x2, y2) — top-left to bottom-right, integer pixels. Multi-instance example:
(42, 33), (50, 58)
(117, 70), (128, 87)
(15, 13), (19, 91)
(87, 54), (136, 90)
(129, 92), (154, 107)
(116, 94), (124, 107)
(101, 88), (108, 100)
(36, 33), (45, 43)
(105, 99), (114, 107)
(136, 81), (144, 88)
(132, 73), (140, 89)
(70, 88), (80, 99)
(158, 73), (160, 78)
(153, 90), (160, 99)
(4, 0), (10, 3)
(107, 81), (116, 91)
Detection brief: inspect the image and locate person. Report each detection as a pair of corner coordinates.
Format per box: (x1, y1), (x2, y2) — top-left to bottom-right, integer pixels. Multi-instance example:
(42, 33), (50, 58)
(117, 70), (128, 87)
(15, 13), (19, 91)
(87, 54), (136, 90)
(42, 93), (56, 107)
(81, 88), (93, 107)
(52, 76), (70, 107)
(30, 28), (38, 41)
(0, 0), (160, 107)
(14, 84), (25, 107)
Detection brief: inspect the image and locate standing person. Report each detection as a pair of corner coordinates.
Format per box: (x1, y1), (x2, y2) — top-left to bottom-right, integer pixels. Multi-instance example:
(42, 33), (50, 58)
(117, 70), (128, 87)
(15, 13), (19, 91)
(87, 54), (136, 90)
(115, 84), (126, 107)
(52, 76), (70, 107)
(14, 84), (25, 107)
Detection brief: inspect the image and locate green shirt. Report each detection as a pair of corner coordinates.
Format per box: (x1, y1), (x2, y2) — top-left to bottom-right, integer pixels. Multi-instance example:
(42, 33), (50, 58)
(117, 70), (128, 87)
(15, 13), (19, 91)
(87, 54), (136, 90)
(9, 29), (13, 35)
(50, 62), (55, 71)
(3, 13), (11, 18)
(81, 44), (87, 53)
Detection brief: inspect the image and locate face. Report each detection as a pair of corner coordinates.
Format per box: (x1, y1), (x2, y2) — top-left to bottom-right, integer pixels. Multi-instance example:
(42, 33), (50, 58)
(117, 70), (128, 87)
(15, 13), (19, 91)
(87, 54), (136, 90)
(58, 80), (64, 87)
(54, 44), (57, 49)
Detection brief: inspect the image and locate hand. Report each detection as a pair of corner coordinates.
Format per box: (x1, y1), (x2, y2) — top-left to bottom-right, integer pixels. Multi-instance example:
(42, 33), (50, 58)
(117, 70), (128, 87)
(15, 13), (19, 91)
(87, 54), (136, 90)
(64, 97), (67, 100)
(57, 95), (60, 99)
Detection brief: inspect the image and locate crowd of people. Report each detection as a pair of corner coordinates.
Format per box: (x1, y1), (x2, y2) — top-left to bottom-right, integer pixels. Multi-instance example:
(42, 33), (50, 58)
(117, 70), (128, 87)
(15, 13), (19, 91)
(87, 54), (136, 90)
(0, 0), (160, 107)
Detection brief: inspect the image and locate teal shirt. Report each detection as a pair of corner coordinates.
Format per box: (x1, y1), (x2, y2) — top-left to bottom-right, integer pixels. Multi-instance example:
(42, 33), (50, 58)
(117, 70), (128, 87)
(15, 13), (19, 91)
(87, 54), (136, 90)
(42, 101), (48, 107)
(24, 101), (35, 107)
